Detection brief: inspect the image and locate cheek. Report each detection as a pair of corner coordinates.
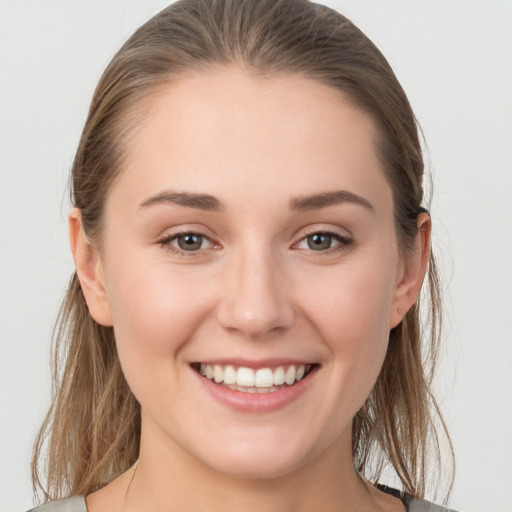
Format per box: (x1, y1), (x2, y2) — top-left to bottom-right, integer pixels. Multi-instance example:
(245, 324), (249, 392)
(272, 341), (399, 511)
(297, 252), (398, 384)
(103, 257), (218, 384)
(302, 257), (396, 338)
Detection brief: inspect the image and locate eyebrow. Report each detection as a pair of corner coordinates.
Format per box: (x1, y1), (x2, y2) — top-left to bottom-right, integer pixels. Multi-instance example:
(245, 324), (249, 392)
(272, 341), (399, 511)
(289, 190), (374, 212)
(139, 189), (374, 213)
(139, 191), (224, 211)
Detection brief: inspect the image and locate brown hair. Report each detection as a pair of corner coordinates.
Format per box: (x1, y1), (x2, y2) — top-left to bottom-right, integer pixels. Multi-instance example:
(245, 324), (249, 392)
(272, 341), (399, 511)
(32, 0), (454, 503)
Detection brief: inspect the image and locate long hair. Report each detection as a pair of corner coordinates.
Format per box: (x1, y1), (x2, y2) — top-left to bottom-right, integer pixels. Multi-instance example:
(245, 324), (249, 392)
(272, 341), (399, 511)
(32, 0), (454, 502)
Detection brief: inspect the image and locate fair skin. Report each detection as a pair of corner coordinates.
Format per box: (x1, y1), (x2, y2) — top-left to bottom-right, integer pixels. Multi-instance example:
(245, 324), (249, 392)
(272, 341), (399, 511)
(70, 68), (430, 512)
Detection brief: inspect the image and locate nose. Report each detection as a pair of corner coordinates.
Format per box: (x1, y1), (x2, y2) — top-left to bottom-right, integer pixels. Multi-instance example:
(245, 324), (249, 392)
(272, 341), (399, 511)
(216, 246), (295, 339)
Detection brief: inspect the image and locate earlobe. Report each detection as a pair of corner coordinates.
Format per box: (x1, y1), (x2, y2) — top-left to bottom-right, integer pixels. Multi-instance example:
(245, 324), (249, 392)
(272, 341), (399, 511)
(389, 213), (431, 328)
(69, 208), (113, 326)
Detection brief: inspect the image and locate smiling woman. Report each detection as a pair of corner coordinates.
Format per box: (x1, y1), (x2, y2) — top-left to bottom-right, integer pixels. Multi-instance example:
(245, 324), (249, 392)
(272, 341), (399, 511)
(27, 1), (459, 511)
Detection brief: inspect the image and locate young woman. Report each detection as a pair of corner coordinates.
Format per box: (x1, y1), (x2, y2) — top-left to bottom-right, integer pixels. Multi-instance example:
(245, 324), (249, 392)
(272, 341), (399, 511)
(29, 0), (458, 510)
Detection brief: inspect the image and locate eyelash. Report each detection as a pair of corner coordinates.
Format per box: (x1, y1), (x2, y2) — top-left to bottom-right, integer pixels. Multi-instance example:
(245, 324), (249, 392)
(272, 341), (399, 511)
(157, 230), (353, 256)
(158, 232), (216, 256)
(294, 229), (353, 254)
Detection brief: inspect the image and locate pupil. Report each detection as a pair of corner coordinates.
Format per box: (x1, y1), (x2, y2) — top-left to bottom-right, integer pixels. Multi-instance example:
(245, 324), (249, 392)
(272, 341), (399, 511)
(178, 234), (202, 251)
(308, 234), (331, 250)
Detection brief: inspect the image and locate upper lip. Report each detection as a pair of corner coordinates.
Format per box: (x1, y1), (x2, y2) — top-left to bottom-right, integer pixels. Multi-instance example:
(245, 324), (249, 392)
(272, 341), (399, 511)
(191, 358), (318, 369)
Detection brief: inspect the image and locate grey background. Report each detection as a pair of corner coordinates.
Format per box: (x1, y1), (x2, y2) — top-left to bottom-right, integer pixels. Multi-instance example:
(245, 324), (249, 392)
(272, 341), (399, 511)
(1, 1), (511, 511)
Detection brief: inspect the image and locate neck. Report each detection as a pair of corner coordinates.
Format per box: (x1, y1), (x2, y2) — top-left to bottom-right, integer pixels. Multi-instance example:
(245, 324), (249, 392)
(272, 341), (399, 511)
(121, 418), (375, 512)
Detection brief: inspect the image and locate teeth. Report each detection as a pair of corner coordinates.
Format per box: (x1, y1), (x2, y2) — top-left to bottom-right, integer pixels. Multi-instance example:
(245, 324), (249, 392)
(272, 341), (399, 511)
(198, 363), (311, 389)
(285, 366), (296, 385)
(237, 367), (255, 387)
(223, 365), (237, 385)
(255, 368), (274, 387)
(226, 384), (288, 394)
(213, 365), (224, 383)
(273, 366), (285, 385)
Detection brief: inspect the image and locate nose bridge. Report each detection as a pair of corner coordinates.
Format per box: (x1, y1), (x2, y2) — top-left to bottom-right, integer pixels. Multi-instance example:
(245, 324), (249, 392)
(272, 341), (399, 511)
(217, 240), (294, 338)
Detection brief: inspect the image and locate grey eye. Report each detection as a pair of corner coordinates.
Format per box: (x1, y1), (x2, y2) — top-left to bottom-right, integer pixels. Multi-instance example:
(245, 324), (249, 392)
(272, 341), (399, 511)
(306, 233), (333, 251)
(176, 233), (205, 251)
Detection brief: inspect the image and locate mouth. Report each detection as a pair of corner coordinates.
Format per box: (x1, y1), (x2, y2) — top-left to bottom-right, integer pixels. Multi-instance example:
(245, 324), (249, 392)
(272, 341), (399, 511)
(191, 362), (318, 394)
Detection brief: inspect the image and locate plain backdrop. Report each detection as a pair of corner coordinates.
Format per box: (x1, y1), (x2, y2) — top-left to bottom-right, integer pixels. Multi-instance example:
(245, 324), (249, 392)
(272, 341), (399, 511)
(1, 1), (511, 511)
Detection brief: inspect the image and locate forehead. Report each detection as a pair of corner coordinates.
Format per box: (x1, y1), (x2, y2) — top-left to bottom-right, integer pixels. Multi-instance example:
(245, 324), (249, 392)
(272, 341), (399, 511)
(111, 67), (392, 214)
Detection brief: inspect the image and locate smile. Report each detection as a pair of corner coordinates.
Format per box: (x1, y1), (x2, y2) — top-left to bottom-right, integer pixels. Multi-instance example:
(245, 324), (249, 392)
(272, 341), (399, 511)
(192, 363), (316, 393)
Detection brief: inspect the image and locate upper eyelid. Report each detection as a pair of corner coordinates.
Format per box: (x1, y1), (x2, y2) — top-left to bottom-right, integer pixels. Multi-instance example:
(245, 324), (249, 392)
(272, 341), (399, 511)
(294, 226), (352, 242)
(294, 231), (351, 247)
(157, 226), (216, 242)
(159, 231), (210, 241)
(160, 232), (216, 246)
(301, 228), (349, 237)
(157, 232), (217, 257)
(156, 226), (352, 247)
(291, 227), (354, 253)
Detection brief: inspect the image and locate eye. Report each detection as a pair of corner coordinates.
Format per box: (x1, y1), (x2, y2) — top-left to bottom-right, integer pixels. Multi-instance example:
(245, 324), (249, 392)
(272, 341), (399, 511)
(176, 233), (207, 251)
(296, 231), (352, 252)
(159, 232), (214, 252)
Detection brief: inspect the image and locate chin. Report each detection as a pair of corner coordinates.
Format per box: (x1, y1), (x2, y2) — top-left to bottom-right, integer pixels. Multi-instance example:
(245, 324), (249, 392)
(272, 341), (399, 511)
(207, 452), (304, 480)
(189, 430), (317, 480)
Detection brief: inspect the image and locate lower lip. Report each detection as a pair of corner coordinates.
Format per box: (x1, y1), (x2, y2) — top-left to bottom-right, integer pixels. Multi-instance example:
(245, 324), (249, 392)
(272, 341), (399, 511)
(193, 366), (318, 413)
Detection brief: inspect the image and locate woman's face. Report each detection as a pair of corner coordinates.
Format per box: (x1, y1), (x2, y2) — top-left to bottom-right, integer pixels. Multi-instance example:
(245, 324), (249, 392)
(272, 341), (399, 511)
(76, 68), (420, 479)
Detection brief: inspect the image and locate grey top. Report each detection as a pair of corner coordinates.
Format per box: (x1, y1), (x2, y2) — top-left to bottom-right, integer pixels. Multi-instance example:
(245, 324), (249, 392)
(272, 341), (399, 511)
(27, 496), (87, 512)
(376, 484), (459, 512)
(27, 487), (460, 511)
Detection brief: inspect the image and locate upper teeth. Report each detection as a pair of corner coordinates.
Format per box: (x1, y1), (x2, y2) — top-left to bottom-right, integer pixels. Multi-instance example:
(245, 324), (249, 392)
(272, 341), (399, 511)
(199, 364), (308, 387)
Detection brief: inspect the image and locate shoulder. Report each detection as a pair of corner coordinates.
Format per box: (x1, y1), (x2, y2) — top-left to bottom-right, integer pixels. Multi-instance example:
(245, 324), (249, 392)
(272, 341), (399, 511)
(404, 493), (460, 512)
(26, 496), (88, 512)
(376, 484), (461, 512)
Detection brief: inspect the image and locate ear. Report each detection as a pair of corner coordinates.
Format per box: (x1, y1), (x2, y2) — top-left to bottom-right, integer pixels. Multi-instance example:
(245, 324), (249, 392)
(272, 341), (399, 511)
(69, 208), (113, 326)
(389, 213), (431, 328)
